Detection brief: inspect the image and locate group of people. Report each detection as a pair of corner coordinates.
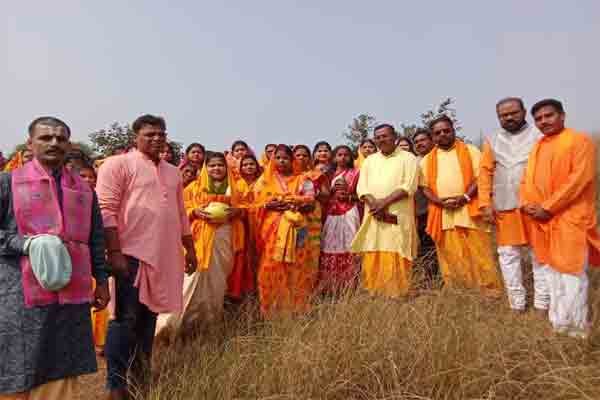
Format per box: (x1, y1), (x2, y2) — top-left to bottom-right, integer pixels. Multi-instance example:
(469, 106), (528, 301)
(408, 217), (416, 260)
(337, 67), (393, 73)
(0, 97), (598, 400)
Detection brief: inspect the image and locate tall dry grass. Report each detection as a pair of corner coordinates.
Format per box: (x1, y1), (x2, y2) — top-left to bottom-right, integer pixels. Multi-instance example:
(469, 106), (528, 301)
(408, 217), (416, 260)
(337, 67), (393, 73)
(141, 268), (600, 400)
(138, 141), (600, 399)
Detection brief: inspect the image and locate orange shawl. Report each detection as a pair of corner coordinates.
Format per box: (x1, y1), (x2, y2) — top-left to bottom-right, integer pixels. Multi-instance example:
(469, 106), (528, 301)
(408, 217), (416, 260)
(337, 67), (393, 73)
(259, 153), (270, 168)
(226, 153), (242, 181)
(3, 151), (24, 172)
(184, 164), (245, 270)
(425, 140), (480, 242)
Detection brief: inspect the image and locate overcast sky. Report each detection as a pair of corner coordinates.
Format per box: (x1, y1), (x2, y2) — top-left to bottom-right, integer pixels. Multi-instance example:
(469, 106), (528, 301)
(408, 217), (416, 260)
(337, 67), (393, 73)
(2, 1), (599, 154)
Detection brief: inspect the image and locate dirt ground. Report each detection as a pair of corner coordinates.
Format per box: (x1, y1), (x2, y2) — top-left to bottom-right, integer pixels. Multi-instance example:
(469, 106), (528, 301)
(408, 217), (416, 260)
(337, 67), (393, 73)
(77, 356), (107, 399)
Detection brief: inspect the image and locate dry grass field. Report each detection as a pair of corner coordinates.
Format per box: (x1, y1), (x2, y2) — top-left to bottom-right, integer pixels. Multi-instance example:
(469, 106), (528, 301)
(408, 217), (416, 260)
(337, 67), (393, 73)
(117, 268), (600, 400)
(79, 132), (600, 399)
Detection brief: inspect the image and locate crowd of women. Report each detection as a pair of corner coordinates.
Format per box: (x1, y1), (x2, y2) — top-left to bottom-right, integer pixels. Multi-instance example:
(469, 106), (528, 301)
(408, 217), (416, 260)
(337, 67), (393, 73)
(158, 139), (393, 330)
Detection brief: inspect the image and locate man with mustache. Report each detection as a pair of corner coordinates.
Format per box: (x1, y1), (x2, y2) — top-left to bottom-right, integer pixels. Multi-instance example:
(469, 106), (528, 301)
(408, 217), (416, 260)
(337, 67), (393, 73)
(96, 114), (197, 399)
(478, 98), (544, 314)
(520, 99), (600, 338)
(351, 124), (420, 298)
(0, 117), (110, 399)
(419, 116), (502, 294)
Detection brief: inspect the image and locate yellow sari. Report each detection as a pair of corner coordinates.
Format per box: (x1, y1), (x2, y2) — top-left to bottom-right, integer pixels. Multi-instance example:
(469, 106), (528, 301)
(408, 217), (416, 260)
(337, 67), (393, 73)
(156, 165), (246, 335)
(253, 160), (315, 316)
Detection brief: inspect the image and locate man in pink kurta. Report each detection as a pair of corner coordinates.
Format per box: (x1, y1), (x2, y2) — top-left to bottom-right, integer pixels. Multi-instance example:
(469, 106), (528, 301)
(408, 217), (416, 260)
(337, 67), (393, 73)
(96, 115), (197, 400)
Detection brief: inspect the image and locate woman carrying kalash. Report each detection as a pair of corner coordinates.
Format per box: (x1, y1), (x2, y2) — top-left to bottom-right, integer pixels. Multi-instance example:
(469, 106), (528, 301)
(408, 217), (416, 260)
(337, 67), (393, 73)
(253, 145), (316, 316)
(156, 152), (245, 338)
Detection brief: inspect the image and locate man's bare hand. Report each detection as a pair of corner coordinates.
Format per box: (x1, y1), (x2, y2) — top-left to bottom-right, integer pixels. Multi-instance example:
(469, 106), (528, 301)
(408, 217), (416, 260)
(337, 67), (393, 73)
(523, 204), (552, 221)
(107, 251), (129, 279)
(480, 206), (496, 224)
(92, 281), (110, 310)
(184, 246), (197, 275)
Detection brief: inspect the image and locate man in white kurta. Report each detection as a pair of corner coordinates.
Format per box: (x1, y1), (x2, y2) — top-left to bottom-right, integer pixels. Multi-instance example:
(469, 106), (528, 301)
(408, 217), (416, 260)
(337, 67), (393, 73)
(351, 124), (419, 297)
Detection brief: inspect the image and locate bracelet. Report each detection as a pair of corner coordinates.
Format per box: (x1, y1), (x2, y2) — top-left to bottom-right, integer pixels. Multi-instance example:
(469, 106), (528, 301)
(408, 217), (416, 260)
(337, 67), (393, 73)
(463, 194), (471, 203)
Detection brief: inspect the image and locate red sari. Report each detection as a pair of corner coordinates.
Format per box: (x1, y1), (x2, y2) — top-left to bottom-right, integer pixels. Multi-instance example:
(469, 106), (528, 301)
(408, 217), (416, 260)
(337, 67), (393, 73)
(319, 168), (361, 294)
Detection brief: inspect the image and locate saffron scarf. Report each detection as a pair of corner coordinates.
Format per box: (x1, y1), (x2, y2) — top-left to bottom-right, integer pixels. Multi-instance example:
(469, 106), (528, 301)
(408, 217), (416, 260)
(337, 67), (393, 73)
(425, 140), (480, 242)
(254, 156), (311, 261)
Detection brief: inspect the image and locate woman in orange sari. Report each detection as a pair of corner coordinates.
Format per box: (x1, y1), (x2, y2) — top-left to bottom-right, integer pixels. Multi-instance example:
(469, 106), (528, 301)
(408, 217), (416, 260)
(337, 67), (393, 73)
(157, 152), (245, 337)
(254, 145), (316, 316)
(226, 140), (252, 181)
(259, 144), (277, 168)
(181, 143), (206, 171)
(293, 144), (330, 291)
(228, 154), (262, 300)
(354, 138), (377, 169)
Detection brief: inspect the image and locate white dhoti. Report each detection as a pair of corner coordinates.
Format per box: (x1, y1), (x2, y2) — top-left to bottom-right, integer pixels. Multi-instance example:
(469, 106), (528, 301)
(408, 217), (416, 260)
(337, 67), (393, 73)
(497, 245), (549, 311)
(155, 224), (234, 337)
(544, 258), (589, 336)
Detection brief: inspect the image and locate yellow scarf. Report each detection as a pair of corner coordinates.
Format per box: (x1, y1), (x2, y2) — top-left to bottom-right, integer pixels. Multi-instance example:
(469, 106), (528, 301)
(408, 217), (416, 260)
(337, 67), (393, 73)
(273, 210), (306, 263)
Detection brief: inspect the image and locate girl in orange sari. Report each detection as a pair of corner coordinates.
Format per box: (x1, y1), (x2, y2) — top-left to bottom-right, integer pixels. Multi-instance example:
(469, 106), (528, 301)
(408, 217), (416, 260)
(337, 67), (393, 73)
(254, 145), (316, 316)
(226, 140), (252, 181)
(180, 162), (199, 189)
(228, 154), (262, 299)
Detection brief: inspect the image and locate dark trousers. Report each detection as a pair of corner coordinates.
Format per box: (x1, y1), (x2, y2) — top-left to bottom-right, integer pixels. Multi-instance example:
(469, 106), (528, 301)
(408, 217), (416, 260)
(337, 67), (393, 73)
(105, 257), (157, 391)
(417, 214), (440, 285)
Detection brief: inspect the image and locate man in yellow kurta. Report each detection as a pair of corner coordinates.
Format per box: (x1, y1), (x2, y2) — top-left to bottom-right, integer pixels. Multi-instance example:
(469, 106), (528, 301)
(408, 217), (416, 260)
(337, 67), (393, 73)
(419, 116), (502, 293)
(351, 124), (419, 297)
(479, 97), (545, 313)
(521, 98), (600, 338)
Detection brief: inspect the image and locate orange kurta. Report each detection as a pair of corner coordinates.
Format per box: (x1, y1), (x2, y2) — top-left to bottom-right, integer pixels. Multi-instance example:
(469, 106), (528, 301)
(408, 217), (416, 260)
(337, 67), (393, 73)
(479, 141), (527, 246)
(520, 128), (600, 274)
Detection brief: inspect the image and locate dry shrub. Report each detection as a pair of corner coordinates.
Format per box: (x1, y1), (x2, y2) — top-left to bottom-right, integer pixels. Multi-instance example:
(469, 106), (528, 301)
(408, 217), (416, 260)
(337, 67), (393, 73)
(143, 268), (600, 400)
